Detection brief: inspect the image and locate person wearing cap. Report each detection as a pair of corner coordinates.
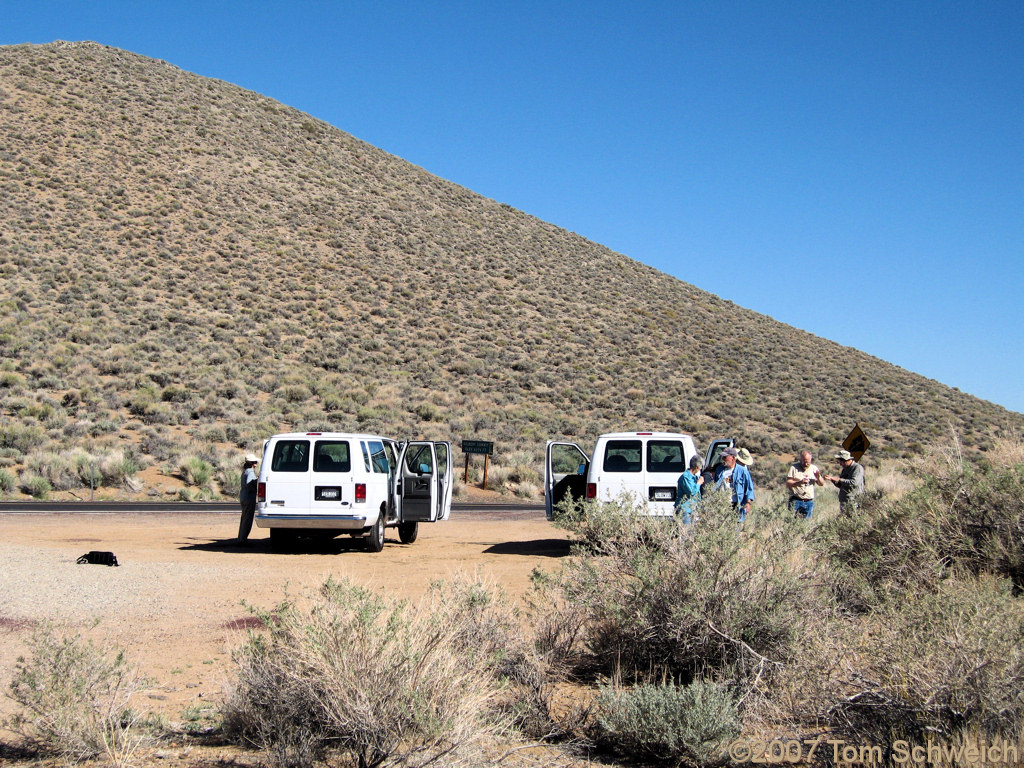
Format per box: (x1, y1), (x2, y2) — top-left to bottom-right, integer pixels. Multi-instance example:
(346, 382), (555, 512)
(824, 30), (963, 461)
(786, 450), (824, 519)
(713, 447), (737, 491)
(236, 452), (260, 545)
(826, 450), (865, 514)
(731, 447), (755, 522)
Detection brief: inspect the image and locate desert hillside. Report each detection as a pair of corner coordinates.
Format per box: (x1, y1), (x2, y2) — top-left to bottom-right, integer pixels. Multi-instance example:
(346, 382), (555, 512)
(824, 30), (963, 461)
(0, 41), (1020, 499)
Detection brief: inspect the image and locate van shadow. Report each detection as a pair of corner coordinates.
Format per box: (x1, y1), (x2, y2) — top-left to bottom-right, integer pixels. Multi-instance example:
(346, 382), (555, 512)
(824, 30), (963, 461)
(482, 539), (571, 558)
(178, 536), (374, 555)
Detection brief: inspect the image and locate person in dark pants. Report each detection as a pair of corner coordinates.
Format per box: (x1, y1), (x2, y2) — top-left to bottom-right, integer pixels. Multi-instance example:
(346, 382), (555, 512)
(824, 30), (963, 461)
(826, 449), (865, 515)
(236, 453), (260, 545)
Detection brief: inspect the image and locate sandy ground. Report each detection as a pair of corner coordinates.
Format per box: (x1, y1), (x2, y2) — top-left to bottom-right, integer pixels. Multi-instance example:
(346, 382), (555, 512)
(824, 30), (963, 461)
(0, 506), (573, 764)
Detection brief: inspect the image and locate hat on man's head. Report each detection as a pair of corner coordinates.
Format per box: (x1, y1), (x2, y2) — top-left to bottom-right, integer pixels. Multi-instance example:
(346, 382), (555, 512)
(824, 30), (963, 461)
(834, 450), (853, 461)
(244, 453), (259, 464)
(722, 447), (738, 457)
(735, 448), (753, 466)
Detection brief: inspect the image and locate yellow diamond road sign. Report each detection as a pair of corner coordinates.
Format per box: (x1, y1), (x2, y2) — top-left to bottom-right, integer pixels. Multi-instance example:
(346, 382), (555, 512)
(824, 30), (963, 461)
(842, 424), (870, 462)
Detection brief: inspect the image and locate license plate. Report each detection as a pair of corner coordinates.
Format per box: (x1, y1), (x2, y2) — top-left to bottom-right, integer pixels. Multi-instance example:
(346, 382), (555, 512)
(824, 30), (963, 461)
(653, 489), (673, 501)
(316, 486), (341, 500)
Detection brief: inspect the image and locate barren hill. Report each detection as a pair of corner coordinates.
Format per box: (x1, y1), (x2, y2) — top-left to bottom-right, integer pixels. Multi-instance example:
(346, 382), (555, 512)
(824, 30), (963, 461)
(0, 41), (1020, 497)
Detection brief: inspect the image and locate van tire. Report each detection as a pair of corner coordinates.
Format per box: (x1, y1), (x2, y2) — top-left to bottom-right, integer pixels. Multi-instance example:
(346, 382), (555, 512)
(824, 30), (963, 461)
(398, 521), (418, 544)
(366, 514), (385, 552)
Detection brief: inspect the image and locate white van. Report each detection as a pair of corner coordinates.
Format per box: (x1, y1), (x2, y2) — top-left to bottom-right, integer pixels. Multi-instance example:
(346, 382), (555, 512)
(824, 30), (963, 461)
(545, 432), (733, 519)
(254, 432), (453, 551)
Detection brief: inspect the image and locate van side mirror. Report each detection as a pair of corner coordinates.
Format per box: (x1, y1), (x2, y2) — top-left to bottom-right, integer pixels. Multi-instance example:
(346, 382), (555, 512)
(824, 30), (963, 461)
(418, 463), (431, 475)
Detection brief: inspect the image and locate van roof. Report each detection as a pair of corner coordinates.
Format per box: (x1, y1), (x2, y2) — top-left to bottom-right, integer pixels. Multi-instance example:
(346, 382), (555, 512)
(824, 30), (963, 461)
(266, 432), (392, 441)
(598, 432), (694, 439)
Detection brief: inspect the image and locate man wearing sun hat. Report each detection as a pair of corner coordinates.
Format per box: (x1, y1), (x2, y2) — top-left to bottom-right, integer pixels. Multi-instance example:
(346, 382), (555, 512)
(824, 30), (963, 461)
(826, 449), (864, 515)
(731, 447), (755, 522)
(236, 452), (260, 545)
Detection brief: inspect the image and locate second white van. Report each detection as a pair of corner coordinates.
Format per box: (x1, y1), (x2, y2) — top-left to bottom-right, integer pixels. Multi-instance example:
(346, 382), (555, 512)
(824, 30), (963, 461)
(545, 431), (732, 518)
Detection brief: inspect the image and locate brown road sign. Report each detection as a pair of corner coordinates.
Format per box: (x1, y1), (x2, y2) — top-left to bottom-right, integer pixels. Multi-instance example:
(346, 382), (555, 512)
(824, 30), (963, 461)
(842, 424), (870, 462)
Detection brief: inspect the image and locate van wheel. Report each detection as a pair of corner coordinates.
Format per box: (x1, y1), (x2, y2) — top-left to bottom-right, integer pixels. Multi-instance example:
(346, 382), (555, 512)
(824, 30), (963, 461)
(398, 521), (419, 544)
(366, 514), (385, 552)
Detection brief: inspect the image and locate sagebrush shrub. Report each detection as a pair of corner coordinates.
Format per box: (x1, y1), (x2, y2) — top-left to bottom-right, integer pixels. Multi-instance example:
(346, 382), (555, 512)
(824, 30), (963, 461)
(547, 493), (821, 686)
(222, 576), (513, 768)
(592, 680), (739, 766)
(5, 625), (146, 766)
(778, 576), (1024, 748)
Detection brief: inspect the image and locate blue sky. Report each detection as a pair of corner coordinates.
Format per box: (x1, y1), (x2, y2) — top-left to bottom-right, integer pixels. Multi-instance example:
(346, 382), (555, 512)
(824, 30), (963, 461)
(5, 1), (1023, 415)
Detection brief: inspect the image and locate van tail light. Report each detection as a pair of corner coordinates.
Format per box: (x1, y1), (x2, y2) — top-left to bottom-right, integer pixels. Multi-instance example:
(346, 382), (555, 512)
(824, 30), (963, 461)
(355, 483), (366, 503)
(257, 482), (266, 503)
(586, 483), (596, 499)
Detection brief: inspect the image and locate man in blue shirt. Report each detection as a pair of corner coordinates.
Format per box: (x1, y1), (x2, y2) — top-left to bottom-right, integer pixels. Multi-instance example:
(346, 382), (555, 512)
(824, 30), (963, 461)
(730, 448), (755, 522)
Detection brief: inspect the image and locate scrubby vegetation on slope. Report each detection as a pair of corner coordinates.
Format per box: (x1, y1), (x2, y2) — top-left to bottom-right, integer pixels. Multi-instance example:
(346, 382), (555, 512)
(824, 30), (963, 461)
(0, 41), (1021, 500)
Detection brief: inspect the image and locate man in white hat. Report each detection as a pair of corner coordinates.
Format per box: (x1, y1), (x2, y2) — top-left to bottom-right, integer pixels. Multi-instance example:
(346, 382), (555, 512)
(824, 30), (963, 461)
(826, 450), (865, 515)
(236, 452), (260, 545)
(731, 448), (755, 522)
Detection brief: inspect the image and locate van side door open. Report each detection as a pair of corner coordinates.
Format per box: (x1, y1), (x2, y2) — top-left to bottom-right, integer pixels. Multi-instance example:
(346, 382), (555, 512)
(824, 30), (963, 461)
(545, 440), (590, 520)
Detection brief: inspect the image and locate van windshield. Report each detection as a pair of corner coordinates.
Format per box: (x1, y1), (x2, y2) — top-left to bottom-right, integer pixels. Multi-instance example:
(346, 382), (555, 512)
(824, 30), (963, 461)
(603, 440), (642, 473)
(647, 440), (686, 473)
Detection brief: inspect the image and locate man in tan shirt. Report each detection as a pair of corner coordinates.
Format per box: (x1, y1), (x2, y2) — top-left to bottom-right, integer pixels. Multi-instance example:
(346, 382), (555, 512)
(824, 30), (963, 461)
(786, 450), (824, 519)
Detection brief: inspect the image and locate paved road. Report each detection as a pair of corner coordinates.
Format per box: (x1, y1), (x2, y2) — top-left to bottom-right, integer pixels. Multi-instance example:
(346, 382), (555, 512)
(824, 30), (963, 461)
(0, 500), (544, 517)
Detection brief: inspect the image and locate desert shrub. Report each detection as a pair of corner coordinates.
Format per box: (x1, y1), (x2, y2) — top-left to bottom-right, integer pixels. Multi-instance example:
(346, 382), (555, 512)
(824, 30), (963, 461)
(547, 493), (822, 687)
(179, 455), (213, 489)
(778, 576), (1024, 752)
(0, 420), (46, 455)
(0, 466), (15, 492)
(591, 680), (739, 766)
(812, 448), (1024, 609)
(5, 625), (147, 766)
(24, 451), (78, 491)
(512, 480), (540, 499)
(138, 429), (177, 461)
(0, 370), (27, 389)
(222, 576), (512, 768)
(98, 449), (141, 486)
(19, 472), (52, 499)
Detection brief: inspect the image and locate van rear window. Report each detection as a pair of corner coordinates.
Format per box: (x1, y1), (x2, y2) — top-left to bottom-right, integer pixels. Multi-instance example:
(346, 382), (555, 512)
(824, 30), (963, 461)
(603, 440), (642, 473)
(271, 440), (310, 472)
(647, 440), (687, 473)
(314, 441), (351, 473)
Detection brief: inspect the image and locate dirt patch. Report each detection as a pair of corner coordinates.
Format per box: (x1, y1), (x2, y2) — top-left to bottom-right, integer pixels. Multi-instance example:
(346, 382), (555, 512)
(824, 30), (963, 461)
(0, 508), (567, 728)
